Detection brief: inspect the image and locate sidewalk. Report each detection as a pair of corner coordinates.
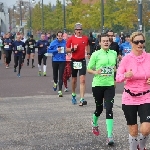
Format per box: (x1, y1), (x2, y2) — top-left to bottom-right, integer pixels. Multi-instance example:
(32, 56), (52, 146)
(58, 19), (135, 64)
(0, 93), (149, 150)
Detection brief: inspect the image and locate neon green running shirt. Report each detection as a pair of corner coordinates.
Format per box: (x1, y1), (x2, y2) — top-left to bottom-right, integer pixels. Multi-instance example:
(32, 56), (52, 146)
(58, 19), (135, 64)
(87, 49), (117, 87)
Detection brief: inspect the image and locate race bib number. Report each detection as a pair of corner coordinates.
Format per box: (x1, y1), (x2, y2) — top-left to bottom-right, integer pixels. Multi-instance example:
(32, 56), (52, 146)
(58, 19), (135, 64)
(60, 47), (64, 53)
(17, 45), (22, 51)
(4, 45), (9, 48)
(73, 62), (82, 69)
(100, 66), (114, 76)
(29, 45), (33, 48)
(124, 48), (131, 56)
(22, 47), (24, 50)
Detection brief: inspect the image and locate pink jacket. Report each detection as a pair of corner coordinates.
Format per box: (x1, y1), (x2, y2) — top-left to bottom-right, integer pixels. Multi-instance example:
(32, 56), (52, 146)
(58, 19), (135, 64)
(116, 51), (150, 105)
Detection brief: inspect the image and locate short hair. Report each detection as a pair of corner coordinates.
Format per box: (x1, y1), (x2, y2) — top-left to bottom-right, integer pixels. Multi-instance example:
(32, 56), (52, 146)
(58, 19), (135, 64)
(130, 32), (145, 42)
(106, 29), (114, 34)
(57, 31), (63, 36)
(99, 34), (109, 42)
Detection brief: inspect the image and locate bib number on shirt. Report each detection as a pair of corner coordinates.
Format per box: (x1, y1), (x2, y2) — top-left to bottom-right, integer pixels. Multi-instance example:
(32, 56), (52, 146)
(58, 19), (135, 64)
(29, 45), (33, 48)
(73, 62), (82, 69)
(100, 66), (114, 76)
(4, 45), (9, 48)
(17, 45), (22, 51)
(60, 47), (64, 53)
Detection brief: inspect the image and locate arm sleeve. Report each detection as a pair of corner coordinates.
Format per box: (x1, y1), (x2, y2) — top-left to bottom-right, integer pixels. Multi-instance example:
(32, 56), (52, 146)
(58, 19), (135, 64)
(35, 41), (40, 48)
(87, 53), (96, 70)
(116, 57), (126, 82)
(47, 42), (58, 53)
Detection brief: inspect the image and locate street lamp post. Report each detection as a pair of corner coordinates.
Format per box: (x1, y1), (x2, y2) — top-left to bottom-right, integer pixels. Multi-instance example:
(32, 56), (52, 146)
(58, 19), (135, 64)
(101, 0), (104, 33)
(63, 0), (66, 31)
(138, 0), (143, 32)
(19, 1), (23, 27)
(41, 0), (44, 32)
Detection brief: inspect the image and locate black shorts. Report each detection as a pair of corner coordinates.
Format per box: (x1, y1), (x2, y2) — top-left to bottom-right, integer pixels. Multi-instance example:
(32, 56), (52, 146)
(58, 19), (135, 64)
(27, 49), (35, 54)
(122, 103), (150, 125)
(71, 59), (86, 77)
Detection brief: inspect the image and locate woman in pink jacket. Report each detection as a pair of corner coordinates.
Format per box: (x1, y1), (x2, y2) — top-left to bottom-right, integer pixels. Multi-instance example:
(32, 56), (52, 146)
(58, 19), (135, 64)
(116, 32), (150, 150)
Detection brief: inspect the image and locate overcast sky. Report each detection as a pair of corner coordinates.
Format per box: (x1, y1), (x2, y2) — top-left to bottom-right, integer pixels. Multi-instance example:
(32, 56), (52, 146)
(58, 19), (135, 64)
(0, 0), (58, 8)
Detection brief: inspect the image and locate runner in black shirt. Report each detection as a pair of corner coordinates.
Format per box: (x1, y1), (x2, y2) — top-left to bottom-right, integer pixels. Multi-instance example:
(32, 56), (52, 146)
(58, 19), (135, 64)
(25, 35), (36, 68)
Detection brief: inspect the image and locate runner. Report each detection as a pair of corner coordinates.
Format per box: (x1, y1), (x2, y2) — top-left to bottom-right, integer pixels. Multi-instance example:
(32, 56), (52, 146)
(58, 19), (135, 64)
(12, 34), (26, 77)
(4, 33), (13, 68)
(36, 33), (49, 76)
(87, 34), (117, 145)
(119, 34), (132, 57)
(66, 22), (90, 106)
(116, 32), (150, 150)
(25, 35), (36, 68)
(47, 31), (66, 97)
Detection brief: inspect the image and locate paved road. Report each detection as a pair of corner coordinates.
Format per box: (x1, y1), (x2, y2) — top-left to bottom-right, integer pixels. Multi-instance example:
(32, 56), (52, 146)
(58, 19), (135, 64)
(0, 54), (124, 98)
(1, 55), (149, 150)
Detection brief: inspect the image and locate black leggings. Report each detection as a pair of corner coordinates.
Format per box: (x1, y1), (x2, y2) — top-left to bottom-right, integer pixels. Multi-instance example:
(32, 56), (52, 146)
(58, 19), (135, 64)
(5, 50), (12, 64)
(52, 61), (66, 91)
(92, 86), (115, 119)
(22, 50), (26, 63)
(14, 55), (22, 73)
(38, 54), (47, 65)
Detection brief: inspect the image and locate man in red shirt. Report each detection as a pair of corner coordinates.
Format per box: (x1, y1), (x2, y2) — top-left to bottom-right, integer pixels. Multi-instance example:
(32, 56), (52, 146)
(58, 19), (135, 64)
(66, 23), (90, 106)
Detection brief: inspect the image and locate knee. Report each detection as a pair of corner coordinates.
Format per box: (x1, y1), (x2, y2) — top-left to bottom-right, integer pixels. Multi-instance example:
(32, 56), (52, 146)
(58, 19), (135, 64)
(95, 104), (103, 117)
(72, 78), (77, 84)
(140, 123), (150, 136)
(129, 125), (138, 137)
(80, 76), (85, 84)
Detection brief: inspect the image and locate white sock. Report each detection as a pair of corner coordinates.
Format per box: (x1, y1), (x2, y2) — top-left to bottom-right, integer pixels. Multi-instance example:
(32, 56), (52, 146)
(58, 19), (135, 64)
(43, 65), (46, 72)
(129, 134), (138, 150)
(139, 133), (149, 150)
(38, 64), (41, 71)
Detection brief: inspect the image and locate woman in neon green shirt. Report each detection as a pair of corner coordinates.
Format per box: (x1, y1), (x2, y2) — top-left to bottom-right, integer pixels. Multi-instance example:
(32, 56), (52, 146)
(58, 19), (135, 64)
(87, 34), (117, 146)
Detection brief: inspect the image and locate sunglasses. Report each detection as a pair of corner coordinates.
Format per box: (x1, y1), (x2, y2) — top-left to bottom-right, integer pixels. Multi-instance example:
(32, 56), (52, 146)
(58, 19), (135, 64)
(132, 40), (145, 45)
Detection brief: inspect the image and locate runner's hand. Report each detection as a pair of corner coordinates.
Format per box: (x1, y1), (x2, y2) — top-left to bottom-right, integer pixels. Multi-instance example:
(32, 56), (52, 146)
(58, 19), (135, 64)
(23, 51), (25, 53)
(74, 45), (78, 50)
(94, 70), (101, 75)
(147, 78), (150, 84)
(57, 47), (61, 53)
(124, 69), (133, 78)
(40, 44), (43, 47)
(15, 51), (17, 53)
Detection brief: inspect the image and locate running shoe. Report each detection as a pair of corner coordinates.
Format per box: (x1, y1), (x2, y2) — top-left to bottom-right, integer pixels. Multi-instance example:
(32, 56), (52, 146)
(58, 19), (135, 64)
(53, 83), (57, 91)
(79, 99), (87, 106)
(43, 72), (46, 76)
(32, 65), (35, 68)
(6, 64), (9, 69)
(137, 145), (146, 150)
(72, 94), (77, 104)
(14, 68), (17, 72)
(58, 91), (63, 97)
(38, 71), (42, 76)
(27, 62), (29, 66)
(91, 121), (100, 136)
(64, 88), (68, 92)
(107, 137), (114, 146)
(17, 73), (20, 77)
